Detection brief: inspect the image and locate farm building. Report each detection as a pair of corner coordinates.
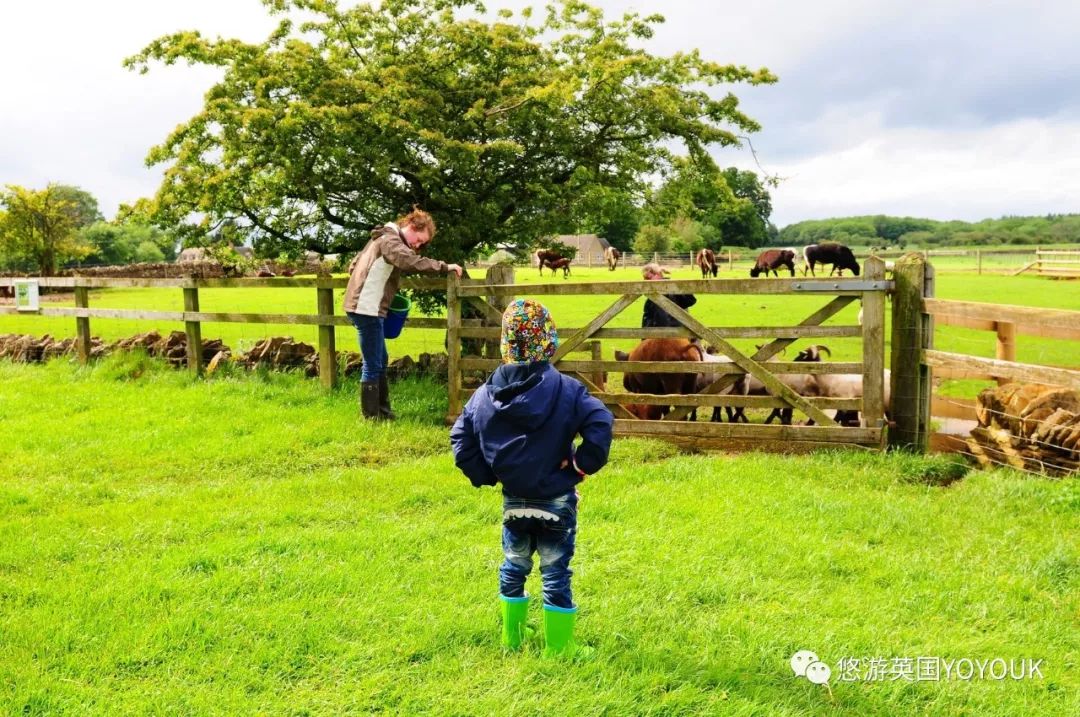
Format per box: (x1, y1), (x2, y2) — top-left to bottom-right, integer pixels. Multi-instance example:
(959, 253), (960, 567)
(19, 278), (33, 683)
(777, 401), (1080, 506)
(552, 234), (611, 267)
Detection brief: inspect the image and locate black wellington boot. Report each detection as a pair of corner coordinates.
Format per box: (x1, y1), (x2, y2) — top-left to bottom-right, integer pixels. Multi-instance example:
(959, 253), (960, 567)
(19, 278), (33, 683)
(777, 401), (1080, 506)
(360, 380), (383, 420)
(378, 375), (397, 420)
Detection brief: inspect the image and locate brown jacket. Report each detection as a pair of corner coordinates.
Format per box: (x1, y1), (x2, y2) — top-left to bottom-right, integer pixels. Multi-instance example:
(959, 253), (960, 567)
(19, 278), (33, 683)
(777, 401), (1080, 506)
(343, 223), (448, 316)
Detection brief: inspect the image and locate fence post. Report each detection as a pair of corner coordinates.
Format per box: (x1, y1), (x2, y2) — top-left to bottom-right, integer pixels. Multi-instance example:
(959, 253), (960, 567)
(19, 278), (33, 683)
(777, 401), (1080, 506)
(484, 263), (515, 359)
(74, 283), (91, 365)
(922, 262), (935, 431)
(889, 253), (932, 451)
(861, 257), (886, 435)
(317, 283), (337, 389)
(994, 320), (1016, 386)
(727, 250), (732, 271)
(183, 285), (203, 376)
(977, 249), (982, 275)
(590, 339), (603, 389)
(446, 274), (462, 424)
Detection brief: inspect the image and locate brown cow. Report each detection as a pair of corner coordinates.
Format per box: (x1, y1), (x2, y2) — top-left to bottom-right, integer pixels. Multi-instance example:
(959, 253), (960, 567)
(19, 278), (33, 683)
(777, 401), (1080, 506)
(696, 248), (718, 278)
(545, 257), (571, 278)
(750, 249), (797, 277)
(534, 249), (565, 275)
(614, 339), (704, 420)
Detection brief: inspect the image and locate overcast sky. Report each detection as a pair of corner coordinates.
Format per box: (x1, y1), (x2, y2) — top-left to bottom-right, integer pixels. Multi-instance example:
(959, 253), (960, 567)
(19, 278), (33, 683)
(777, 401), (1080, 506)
(3, 0), (1078, 228)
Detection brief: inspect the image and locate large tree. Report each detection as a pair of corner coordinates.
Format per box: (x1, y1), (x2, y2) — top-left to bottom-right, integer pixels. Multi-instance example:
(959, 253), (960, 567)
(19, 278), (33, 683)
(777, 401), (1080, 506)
(126, 0), (775, 262)
(645, 159), (773, 249)
(0, 184), (96, 275)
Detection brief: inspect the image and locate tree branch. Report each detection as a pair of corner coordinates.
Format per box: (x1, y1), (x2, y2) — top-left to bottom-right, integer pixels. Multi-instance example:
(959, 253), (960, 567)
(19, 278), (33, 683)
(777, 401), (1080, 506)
(240, 206), (295, 244)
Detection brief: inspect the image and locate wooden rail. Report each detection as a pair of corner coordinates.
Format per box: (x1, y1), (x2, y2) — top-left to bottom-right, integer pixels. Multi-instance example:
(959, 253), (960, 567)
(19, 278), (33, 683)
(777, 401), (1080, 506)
(0, 275), (450, 386)
(922, 299), (1080, 430)
(445, 262), (891, 451)
(4, 264), (900, 453)
(1013, 249), (1080, 278)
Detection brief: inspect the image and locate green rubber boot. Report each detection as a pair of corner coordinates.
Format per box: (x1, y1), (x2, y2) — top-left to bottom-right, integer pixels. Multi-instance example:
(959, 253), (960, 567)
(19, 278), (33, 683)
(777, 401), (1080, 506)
(500, 594), (531, 651)
(542, 604), (594, 660)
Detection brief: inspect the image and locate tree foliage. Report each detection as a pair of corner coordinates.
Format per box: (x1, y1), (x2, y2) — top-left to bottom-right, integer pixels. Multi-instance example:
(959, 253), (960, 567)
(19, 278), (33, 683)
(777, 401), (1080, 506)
(125, 0), (775, 263)
(644, 159), (772, 249)
(79, 221), (178, 266)
(778, 214), (1080, 248)
(632, 224), (670, 255)
(0, 184), (97, 275)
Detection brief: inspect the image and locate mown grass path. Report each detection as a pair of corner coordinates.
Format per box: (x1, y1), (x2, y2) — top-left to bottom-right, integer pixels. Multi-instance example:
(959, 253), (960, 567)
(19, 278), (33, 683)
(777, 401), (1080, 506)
(1, 359), (1077, 715)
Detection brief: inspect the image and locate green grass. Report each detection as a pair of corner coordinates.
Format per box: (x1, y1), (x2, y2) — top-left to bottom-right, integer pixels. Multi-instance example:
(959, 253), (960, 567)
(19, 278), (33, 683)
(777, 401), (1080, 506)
(1, 358), (1078, 715)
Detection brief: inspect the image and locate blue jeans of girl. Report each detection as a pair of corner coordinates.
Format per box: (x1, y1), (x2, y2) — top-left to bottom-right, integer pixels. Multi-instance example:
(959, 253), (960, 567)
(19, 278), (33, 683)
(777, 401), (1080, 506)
(346, 312), (388, 382)
(498, 491), (578, 609)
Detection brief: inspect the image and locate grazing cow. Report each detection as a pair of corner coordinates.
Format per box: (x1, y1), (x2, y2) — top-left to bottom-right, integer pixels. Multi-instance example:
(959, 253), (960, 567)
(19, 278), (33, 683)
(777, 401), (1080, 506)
(604, 246), (622, 271)
(613, 339), (704, 420)
(802, 242), (860, 277)
(750, 249), (797, 277)
(696, 248), (718, 278)
(545, 257), (572, 278)
(534, 249), (565, 275)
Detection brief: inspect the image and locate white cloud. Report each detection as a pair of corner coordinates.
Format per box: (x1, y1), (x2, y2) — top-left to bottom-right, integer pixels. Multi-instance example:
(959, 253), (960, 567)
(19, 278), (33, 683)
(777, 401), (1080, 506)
(761, 118), (1080, 225)
(1, 0), (1078, 226)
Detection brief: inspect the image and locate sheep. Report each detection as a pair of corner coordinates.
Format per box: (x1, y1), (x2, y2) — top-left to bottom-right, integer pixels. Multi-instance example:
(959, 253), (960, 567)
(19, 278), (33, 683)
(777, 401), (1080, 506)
(693, 345), (749, 422)
(809, 369), (893, 427)
(755, 345), (828, 425)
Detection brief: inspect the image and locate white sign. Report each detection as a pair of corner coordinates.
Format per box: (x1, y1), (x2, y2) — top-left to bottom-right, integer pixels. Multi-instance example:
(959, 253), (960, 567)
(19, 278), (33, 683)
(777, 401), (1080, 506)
(14, 280), (40, 312)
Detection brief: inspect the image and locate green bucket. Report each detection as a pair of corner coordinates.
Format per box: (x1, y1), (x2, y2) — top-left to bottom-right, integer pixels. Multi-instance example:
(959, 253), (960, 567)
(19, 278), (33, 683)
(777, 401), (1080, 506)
(384, 293), (412, 339)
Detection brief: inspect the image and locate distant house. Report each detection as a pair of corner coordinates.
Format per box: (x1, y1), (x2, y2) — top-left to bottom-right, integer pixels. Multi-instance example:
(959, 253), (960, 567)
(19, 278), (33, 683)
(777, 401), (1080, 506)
(551, 234), (611, 267)
(176, 246), (254, 263)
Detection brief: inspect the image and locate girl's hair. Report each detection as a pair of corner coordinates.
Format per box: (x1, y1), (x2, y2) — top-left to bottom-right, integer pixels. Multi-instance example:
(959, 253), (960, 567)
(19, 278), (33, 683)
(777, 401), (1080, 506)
(641, 262), (670, 278)
(398, 206), (436, 238)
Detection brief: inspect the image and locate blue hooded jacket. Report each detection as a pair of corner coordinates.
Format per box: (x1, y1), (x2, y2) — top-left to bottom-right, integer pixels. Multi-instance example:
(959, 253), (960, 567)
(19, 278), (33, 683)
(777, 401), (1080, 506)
(450, 363), (614, 498)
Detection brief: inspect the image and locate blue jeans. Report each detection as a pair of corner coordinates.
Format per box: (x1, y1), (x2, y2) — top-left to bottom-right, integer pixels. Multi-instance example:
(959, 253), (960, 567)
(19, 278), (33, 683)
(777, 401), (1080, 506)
(499, 491), (578, 609)
(347, 312), (388, 382)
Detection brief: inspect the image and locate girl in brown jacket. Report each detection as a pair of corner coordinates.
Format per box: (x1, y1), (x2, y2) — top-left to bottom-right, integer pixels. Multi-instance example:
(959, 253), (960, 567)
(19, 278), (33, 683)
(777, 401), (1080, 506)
(343, 208), (462, 419)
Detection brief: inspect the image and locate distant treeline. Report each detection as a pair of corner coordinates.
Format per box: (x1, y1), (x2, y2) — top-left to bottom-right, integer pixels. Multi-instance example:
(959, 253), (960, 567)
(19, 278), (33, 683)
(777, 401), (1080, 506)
(777, 214), (1080, 249)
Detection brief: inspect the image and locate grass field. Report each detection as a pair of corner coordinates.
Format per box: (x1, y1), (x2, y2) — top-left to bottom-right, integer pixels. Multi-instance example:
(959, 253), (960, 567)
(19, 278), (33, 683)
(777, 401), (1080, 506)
(1, 357), (1077, 716)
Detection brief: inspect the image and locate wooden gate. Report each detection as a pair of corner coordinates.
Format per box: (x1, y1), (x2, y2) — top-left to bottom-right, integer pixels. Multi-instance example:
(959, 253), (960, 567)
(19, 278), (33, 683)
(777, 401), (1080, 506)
(447, 257), (891, 452)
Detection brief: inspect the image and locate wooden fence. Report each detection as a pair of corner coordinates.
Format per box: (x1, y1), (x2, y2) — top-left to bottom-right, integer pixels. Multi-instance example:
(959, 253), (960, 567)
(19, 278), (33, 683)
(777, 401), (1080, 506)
(0, 275), (447, 389)
(924, 298), (1080, 452)
(0, 255), (963, 456)
(445, 256), (898, 453)
(1013, 249), (1080, 278)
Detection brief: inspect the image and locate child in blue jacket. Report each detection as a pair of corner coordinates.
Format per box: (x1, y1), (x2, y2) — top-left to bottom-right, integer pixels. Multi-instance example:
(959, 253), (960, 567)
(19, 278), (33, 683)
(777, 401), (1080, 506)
(450, 299), (613, 657)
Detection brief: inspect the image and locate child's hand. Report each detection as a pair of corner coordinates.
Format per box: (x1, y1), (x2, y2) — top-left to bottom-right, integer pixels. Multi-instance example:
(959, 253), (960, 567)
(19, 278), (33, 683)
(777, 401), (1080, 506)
(563, 457), (586, 479)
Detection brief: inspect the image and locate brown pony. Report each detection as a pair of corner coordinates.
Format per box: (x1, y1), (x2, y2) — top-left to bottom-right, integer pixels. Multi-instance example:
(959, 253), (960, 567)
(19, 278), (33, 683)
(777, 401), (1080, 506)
(604, 246), (622, 271)
(696, 248), (718, 278)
